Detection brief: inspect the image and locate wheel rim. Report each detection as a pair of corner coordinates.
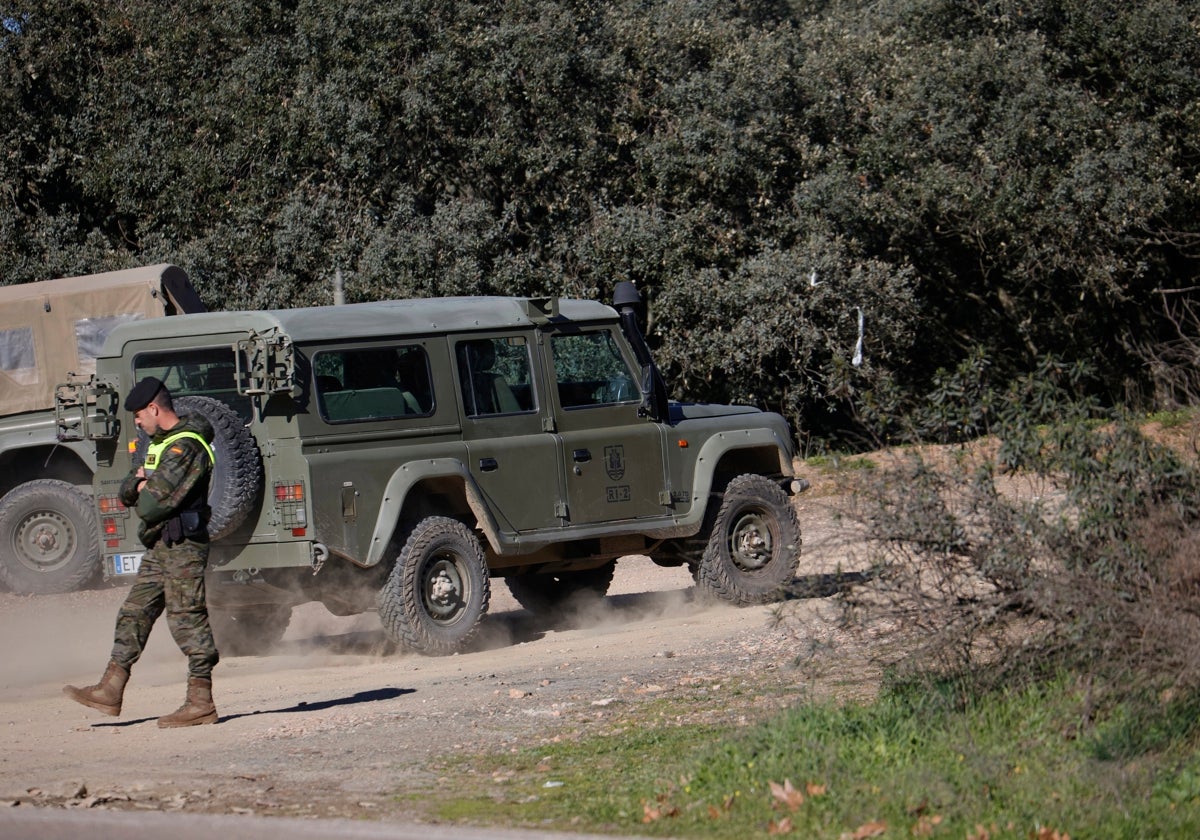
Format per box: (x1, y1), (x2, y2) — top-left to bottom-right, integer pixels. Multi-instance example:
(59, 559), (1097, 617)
(13, 510), (77, 574)
(422, 552), (469, 624)
(728, 509), (774, 571)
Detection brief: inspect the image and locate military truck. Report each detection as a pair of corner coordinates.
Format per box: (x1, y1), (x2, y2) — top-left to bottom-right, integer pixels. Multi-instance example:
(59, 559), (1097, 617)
(60, 282), (804, 654)
(0, 264), (204, 594)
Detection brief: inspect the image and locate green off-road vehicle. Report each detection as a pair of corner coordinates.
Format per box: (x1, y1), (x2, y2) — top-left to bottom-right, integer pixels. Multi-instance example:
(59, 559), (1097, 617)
(59, 282), (805, 654)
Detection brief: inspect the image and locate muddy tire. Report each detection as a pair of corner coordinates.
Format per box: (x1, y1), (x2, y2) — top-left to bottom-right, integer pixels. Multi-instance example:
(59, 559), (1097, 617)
(209, 605), (292, 656)
(0, 480), (100, 595)
(506, 562), (616, 615)
(693, 474), (801, 606)
(163, 396), (263, 539)
(378, 516), (490, 655)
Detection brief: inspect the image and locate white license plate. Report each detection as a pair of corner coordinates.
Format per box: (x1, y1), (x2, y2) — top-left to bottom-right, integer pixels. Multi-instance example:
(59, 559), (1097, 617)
(111, 553), (143, 576)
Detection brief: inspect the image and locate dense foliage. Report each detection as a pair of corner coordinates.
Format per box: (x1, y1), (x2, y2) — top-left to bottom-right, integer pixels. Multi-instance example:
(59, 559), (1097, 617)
(2, 1), (1198, 445)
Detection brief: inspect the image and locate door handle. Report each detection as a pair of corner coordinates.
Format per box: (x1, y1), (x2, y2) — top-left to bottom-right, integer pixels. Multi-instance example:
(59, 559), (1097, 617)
(572, 449), (591, 463)
(479, 457), (499, 472)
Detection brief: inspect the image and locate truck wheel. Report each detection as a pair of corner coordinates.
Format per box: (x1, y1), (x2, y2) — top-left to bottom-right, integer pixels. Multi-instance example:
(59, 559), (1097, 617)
(693, 473), (801, 606)
(378, 516), (490, 655)
(506, 561), (616, 615)
(209, 605), (292, 656)
(0, 479), (100, 595)
(166, 396), (263, 540)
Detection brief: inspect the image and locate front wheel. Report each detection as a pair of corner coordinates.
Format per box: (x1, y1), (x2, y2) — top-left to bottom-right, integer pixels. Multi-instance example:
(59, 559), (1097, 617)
(377, 517), (490, 655)
(0, 479), (100, 594)
(693, 474), (801, 606)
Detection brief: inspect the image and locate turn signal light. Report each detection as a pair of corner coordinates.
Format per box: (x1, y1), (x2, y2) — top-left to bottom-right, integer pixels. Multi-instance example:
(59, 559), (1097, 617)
(274, 482), (305, 501)
(98, 496), (125, 514)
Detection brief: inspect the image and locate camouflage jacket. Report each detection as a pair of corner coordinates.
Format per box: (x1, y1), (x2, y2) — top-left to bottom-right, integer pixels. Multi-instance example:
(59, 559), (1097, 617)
(120, 412), (215, 548)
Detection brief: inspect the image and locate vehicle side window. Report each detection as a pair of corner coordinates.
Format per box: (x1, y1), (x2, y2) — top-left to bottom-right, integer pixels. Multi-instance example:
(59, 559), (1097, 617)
(314, 345), (434, 423)
(551, 330), (639, 408)
(133, 347), (253, 422)
(456, 337), (535, 417)
(0, 326), (36, 385)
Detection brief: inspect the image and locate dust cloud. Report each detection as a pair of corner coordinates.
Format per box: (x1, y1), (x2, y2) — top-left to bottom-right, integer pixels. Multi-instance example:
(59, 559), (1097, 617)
(268, 558), (699, 657)
(0, 557), (700, 700)
(0, 586), (183, 697)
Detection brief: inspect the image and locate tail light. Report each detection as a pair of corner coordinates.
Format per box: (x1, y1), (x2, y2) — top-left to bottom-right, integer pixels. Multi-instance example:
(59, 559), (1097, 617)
(274, 480), (307, 534)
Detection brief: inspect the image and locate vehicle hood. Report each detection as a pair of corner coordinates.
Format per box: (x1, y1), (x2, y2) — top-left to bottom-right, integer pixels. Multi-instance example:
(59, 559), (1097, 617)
(668, 402), (763, 422)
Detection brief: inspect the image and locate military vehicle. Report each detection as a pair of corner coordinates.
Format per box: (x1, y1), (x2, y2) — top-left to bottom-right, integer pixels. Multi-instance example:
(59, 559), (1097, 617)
(0, 264), (203, 594)
(60, 282), (804, 654)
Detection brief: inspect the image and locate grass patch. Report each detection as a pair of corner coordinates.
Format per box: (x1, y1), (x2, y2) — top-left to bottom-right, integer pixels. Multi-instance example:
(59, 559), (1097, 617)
(418, 676), (1200, 838)
(1144, 407), (1197, 430)
(803, 454), (877, 474)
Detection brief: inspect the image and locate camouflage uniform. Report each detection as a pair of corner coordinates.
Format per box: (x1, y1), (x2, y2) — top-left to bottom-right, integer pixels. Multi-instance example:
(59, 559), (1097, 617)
(110, 412), (219, 679)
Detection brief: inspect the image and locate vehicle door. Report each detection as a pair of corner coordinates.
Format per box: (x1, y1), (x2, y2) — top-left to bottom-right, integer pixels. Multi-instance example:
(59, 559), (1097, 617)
(305, 340), (452, 561)
(543, 325), (669, 525)
(454, 333), (565, 533)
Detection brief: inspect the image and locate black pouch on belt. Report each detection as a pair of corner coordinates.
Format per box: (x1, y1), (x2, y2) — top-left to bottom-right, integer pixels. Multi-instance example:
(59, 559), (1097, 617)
(162, 516), (184, 546)
(179, 509), (205, 539)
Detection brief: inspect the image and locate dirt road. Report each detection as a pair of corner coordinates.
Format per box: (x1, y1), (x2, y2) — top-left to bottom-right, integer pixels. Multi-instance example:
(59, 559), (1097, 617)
(0, 490), (864, 823)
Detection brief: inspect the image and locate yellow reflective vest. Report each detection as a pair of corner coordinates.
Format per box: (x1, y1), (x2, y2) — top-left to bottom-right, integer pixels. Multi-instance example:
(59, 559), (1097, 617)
(144, 431), (215, 474)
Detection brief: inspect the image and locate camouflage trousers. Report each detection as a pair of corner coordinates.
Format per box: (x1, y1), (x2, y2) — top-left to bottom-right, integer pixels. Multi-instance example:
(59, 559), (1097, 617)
(110, 539), (219, 679)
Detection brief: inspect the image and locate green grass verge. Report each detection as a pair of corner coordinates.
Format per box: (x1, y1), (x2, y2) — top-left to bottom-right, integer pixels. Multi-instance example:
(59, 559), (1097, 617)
(415, 676), (1200, 838)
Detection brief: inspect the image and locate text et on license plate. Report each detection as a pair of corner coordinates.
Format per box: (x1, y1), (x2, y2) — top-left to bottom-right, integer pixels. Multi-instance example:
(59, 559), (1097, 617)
(111, 553), (142, 576)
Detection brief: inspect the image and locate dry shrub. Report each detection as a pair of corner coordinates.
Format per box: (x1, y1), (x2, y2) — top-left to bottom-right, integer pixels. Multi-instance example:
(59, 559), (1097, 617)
(830, 406), (1200, 708)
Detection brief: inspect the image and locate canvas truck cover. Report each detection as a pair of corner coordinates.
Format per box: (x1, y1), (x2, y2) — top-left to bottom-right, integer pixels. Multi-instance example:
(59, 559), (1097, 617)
(0, 264), (201, 416)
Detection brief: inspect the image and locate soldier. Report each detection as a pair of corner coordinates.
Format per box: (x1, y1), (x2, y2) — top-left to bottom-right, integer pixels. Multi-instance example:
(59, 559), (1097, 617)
(63, 377), (220, 727)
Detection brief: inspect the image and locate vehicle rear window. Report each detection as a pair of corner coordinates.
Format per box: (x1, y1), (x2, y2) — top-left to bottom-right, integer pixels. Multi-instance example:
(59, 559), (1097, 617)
(313, 345), (434, 423)
(133, 347), (252, 422)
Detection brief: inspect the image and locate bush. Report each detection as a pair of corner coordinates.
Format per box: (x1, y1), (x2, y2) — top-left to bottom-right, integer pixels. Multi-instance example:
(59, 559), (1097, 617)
(832, 359), (1200, 709)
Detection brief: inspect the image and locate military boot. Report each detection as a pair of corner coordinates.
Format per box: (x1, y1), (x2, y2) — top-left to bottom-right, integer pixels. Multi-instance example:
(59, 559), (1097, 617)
(63, 661), (129, 716)
(157, 676), (218, 728)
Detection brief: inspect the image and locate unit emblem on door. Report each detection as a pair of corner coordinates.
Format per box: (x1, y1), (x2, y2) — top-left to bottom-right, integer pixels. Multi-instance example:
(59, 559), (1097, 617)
(604, 445), (626, 481)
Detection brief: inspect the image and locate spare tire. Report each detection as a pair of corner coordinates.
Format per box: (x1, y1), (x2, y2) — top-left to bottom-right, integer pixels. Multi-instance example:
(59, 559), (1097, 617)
(138, 396), (263, 540)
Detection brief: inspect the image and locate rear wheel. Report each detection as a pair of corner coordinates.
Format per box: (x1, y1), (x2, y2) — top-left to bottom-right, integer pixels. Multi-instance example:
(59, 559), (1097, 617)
(506, 562), (616, 615)
(693, 474), (801, 605)
(378, 517), (490, 655)
(209, 605), (292, 656)
(0, 480), (100, 594)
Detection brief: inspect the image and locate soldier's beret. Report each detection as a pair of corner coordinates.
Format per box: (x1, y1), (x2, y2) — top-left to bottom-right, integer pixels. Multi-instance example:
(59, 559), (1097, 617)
(124, 377), (165, 412)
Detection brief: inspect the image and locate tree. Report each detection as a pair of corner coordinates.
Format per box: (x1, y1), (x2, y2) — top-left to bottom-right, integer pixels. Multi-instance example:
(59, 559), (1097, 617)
(2, 0), (1198, 446)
